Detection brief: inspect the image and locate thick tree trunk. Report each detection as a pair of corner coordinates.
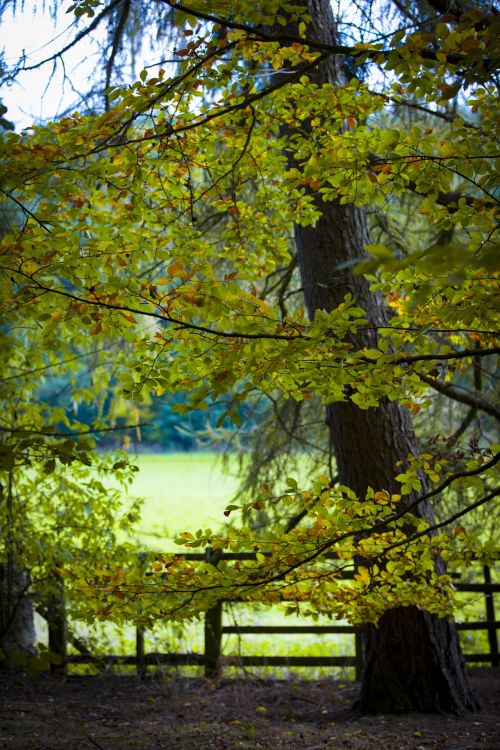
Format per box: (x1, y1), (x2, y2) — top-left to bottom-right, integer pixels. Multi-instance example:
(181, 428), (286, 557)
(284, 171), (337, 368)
(359, 607), (479, 712)
(286, 0), (479, 712)
(294, 180), (479, 714)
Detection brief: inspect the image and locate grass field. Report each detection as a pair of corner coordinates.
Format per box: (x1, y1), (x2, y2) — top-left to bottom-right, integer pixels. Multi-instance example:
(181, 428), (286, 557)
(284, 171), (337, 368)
(123, 452), (241, 548)
(68, 452), (357, 677)
(66, 452), (492, 677)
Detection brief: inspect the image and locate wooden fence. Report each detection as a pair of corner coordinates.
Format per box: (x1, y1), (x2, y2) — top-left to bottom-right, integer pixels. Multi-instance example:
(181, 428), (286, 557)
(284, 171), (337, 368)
(44, 550), (499, 678)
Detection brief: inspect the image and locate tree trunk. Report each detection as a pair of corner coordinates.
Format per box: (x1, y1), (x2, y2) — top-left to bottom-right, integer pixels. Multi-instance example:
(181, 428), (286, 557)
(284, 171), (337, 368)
(0, 472), (36, 671)
(359, 607), (479, 712)
(287, 0), (479, 713)
(0, 563), (36, 671)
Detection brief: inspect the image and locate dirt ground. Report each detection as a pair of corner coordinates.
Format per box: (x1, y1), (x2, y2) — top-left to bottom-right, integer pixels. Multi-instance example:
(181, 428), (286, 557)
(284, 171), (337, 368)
(1, 668), (499, 749)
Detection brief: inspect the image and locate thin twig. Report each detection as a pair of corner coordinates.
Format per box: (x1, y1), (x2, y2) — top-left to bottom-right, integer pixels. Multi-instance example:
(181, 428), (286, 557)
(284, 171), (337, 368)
(88, 737), (107, 750)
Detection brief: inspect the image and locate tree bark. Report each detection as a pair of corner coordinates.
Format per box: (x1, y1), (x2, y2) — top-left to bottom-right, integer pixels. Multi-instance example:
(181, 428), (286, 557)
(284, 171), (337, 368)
(0, 471), (36, 671)
(0, 563), (36, 671)
(286, 0), (479, 713)
(359, 607), (479, 712)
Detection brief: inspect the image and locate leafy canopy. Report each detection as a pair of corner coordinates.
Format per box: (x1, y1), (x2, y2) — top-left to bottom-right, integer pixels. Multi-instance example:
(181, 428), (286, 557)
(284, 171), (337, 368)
(0, 0), (498, 626)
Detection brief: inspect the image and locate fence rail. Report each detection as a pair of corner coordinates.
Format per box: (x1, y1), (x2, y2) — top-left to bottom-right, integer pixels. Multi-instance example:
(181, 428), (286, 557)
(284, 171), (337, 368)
(43, 551), (499, 677)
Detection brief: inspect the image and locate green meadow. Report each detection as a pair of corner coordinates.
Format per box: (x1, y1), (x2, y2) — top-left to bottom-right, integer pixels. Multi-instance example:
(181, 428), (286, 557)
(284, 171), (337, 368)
(126, 452), (241, 548)
(66, 452), (490, 676)
(69, 452), (357, 677)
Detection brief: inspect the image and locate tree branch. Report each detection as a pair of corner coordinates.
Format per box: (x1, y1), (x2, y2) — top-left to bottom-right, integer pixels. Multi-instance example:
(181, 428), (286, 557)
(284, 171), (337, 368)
(0, 423), (149, 437)
(1, 346), (114, 383)
(157, 0), (477, 66)
(419, 372), (500, 420)
(369, 487), (500, 562)
(207, 451), (500, 592)
(104, 0), (132, 111)
(4, 267), (306, 341)
(449, 407), (476, 445)
(4, 0), (124, 78)
(5, 269), (500, 361)
(0, 190), (53, 232)
(386, 95), (478, 129)
(76, 49), (333, 161)
(391, 347), (500, 365)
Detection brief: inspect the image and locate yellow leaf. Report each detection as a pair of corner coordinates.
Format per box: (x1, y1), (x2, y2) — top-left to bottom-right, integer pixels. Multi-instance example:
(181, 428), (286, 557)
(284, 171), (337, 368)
(167, 260), (184, 277)
(354, 567), (370, 585)
(121, 311), (137, 324)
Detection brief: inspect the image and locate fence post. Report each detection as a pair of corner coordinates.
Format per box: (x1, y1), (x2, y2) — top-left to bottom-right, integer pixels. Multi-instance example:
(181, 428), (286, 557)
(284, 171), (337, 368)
(354, 626), (364, 680)
(47, 571), (67, 675)
(136, 627), (146, 678)
(483, 565), (499, 667)
(135, 551), (149, 678)
(204, 546), (223, 679)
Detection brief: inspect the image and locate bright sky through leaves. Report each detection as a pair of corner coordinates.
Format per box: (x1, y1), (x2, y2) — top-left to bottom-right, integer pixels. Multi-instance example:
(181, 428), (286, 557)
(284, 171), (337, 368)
(1, 0), (373, 128)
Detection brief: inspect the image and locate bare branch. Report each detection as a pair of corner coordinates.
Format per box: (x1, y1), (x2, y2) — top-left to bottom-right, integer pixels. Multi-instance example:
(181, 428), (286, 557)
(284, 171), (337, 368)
(419, 372), (500, 421)
(393, 347), (500, 365)
(104, 0), (132, 111)
(3, 0), (124, 79)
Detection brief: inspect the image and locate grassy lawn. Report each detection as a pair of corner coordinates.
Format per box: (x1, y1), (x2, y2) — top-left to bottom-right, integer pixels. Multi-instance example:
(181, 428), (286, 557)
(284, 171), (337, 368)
(65, 452), (493, 677)
(67, 451), (357, 677)
(123, 452), (241, 548)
